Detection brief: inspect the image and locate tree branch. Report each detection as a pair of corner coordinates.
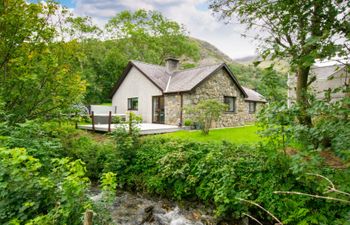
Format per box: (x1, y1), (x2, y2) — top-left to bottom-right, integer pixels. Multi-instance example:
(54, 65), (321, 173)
(242, 213), (264, 225)
(237, 198), (283, 225)
(273, 191), (350, 204)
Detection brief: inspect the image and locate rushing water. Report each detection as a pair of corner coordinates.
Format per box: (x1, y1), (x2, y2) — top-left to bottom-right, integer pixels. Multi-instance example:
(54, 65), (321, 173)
(91, 189), (244, 225)
(109, 191), (215, 225)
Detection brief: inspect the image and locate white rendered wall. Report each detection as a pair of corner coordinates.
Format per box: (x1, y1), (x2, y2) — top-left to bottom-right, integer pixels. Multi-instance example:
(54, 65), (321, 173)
(112, 67), (163, 123)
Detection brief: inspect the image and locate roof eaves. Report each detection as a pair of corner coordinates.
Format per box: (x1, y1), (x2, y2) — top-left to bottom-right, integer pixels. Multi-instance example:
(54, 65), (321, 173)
(109, 61), (133, 98)
(109, 61), (164, 98)
(222, 63), (248, 98)
(187, 63), (224, 92)
(129, 61), (164, 92)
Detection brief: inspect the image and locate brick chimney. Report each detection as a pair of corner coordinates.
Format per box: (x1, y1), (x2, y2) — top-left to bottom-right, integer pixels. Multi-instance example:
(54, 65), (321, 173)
(165, 58), (179, 74)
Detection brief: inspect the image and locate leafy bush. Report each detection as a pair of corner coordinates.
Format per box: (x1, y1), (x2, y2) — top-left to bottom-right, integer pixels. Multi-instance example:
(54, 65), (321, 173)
(0, 148), (90, 225)
(258, 94), (350, 155)
(184, 119), (193, 127)
(0, 121), (71, 170)
(0, 120), (119, 181)
(185, 99), (227, 135)
(110, 136), (350, 224)
(0, 145), (118, 225)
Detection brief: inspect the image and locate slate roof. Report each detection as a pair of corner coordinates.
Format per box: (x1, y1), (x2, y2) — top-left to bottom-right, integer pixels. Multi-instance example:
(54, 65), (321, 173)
(242, 87), (267, 102)
(310, 64), (346, 80)
(111, 60), (266, 102)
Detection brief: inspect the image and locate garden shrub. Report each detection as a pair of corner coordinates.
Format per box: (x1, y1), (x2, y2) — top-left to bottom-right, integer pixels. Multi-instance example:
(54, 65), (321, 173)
(0, 121), (68, 170)
(0, 148), (90, 225)
(185, 99), (227, 135)
(0, 120), (120, 181)
(63, 134), (117, 180)
(111, 136), (350, 224)
(0, 147), (117, 225)
(258, 94), (350, 155)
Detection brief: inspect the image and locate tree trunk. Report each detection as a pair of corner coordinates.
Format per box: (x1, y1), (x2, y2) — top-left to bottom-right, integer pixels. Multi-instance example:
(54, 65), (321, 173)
(296, 66), (312, 126)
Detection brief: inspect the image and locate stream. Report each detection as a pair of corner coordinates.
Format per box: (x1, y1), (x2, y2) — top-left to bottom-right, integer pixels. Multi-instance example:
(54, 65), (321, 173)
(110, 191), (215, 225)
(91, 190), (242, 225)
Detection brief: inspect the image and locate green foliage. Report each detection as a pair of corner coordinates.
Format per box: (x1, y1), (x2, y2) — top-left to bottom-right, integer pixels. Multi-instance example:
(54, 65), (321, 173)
(0, 120), (118, 224)
(100, 172), (117, 205)
(112, 115), (123, 124)
(184, 119), (193, 127)
(0, 0), (87, 124)
(229, 63), (287, 102)
(63, 134), (117, 180)
(258, 94), (350, 155)
(0, 148), (91, 225)
(108, 113), (141, 184)
(0, 120), (118, 181)
(0, 121), (70, 170)
(106, 9), (200, 65)
(301, 95), (350, 153)
(109, 136), (350, 224)
(210, 0), (350, 125)
(185, 99), (227, 135)
(258, 65), (287, 102)
(80, 10), (200, 104)
(258, 102), (297, 150)
(126, 112), (142, 135)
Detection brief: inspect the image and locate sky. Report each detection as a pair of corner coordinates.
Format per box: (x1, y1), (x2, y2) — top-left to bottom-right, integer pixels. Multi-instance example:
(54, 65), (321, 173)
(55, 0), (258, 59)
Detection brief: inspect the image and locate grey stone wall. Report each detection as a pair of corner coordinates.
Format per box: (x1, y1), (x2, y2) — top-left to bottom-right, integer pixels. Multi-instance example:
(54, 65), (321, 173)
(173, 69), (264, 127)
(164, 94), (182, 125)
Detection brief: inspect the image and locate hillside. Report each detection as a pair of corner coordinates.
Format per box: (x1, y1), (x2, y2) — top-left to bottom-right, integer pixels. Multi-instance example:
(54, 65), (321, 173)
(191, 38), (240, 65)
(235, 54), (290, 73)
(189, 37), (288, 101)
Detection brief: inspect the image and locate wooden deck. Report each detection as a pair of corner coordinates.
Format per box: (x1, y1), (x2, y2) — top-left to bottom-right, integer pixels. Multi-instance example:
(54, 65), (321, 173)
(78, 123), (181, 135)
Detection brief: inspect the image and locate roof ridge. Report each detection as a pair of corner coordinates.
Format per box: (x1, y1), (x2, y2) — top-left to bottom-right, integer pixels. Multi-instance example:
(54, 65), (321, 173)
(131, 60), (165, 69)
(312, 64), (346, 69)
(165, 76), (172, 92)
(132, 60), (225, 74)
(175, 62), (224, 73)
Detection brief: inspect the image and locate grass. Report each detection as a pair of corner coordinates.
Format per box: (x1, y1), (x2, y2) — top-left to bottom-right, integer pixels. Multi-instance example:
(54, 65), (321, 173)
(162, 125), (262, 144)
(100, 102), (112, 106)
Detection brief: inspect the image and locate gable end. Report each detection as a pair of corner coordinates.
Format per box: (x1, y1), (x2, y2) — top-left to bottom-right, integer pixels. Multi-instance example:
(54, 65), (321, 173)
(109, 61), (164, 98)
(190, 63), (248, 98)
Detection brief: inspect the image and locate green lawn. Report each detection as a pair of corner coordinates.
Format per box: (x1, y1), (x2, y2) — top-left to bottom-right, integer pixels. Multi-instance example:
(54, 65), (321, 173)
(100, 102), (112, 106)
(162, 125), (262, 144)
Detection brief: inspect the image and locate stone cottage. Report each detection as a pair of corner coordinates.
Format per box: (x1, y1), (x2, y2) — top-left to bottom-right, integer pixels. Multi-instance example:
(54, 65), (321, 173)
(110, 58), (266, 127)
(287, 61), (349, 107)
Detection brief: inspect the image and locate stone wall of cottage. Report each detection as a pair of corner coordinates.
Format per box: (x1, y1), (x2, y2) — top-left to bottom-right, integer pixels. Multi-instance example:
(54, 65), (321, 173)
(164, 93), (182, 125)
(164, 69), (264, 127)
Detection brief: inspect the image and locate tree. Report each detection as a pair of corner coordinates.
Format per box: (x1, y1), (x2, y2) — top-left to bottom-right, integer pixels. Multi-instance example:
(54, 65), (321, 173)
(210, 0), (350, 126)
(257, 66), (287, 102)
(0, 0), (87, 124)
(105, 10), (200, 65)
(185, 99), (227, 135)
(80, 10), (201, 104)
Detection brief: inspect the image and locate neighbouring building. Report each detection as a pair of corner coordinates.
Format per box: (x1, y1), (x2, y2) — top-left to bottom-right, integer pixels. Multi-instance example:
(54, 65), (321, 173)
(287, 61), (349, 107)
(110, 59), (267, 127)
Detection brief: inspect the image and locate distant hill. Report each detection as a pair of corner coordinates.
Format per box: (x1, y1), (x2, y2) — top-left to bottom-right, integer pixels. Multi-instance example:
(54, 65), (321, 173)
(187, 37), (288, 101)
(189, 37), (289, 73)
(192, 38), (240, 65)
(234, 55), (261, 64)
(235, 54), (290, 73)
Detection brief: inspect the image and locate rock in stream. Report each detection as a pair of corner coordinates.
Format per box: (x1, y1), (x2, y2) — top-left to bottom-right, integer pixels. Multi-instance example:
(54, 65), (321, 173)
(110, 191), (213, 225)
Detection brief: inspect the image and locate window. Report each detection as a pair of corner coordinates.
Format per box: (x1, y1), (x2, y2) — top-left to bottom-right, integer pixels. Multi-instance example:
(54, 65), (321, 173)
(249, 102), (256, 114)
(224, 96), (236, 112)
(128, 97), (138, 110)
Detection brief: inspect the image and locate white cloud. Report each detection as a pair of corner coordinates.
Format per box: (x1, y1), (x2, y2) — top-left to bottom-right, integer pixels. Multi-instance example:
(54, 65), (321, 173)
(71, 0), (258, 59)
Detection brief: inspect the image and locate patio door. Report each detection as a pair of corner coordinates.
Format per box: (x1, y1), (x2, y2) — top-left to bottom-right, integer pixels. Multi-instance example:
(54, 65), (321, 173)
(152, 96), (165, 124)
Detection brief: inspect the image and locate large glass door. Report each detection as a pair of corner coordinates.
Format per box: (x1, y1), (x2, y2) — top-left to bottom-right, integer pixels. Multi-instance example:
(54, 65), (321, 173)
(152, 96), (165, 124)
